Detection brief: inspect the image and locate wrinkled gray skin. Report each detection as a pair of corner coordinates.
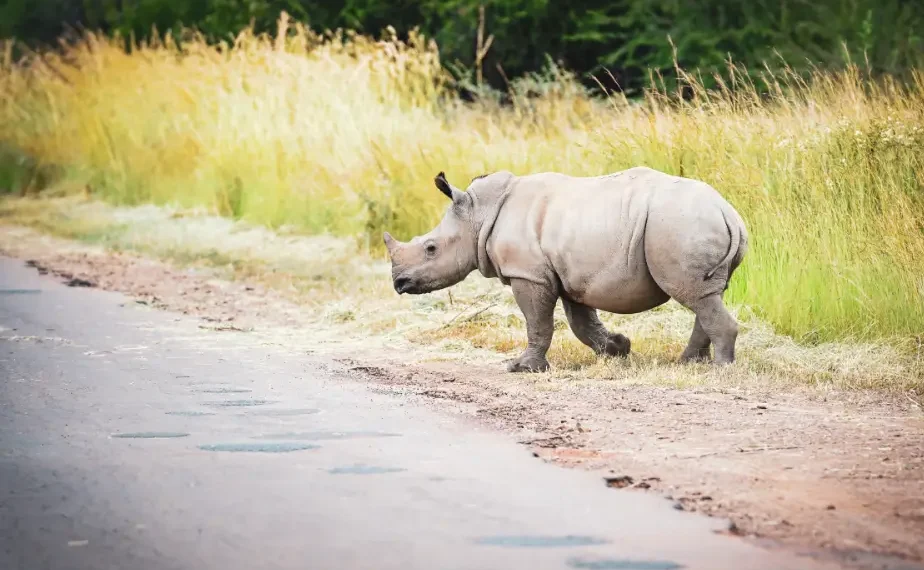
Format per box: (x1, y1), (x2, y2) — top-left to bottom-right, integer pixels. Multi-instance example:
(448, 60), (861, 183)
(384, 167), (748, 373)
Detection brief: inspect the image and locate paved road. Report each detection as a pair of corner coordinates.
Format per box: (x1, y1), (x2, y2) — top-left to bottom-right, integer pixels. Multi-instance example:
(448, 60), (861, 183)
(0, 255), (838, 570)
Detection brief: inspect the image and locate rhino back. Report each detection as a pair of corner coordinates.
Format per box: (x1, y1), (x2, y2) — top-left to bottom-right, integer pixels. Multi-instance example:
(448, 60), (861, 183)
(487, 167), (740, 313)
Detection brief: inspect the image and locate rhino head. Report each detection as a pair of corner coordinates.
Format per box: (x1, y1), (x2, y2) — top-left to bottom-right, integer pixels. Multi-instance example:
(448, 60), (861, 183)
(383, 172), (481, 295)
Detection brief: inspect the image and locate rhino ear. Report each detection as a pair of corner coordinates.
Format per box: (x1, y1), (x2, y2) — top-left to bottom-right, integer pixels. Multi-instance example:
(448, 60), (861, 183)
(434, 171), (464, 202)
(434, 172), (453, 200)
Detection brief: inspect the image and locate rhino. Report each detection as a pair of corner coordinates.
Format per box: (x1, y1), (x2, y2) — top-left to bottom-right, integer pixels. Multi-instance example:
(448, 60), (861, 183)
(383, 166), (748, 372)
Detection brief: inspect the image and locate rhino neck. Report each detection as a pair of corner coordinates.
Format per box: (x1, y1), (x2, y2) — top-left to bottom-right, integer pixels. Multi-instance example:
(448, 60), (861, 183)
(470, 176), (514, 280)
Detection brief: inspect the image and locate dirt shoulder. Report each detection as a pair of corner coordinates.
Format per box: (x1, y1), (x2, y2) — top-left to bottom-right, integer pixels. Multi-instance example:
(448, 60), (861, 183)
(1, 225), (922, 570)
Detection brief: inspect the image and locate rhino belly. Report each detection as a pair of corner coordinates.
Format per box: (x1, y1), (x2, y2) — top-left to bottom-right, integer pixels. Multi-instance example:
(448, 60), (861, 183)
(561, 265), (669, 314)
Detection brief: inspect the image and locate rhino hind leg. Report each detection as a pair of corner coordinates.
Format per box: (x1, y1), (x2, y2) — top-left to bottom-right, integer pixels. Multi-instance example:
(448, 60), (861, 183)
(682, 294), (738, 364)
(505, 278), (557, 373)
(680, 316), (712, 362)
(562, 299), (630, 358)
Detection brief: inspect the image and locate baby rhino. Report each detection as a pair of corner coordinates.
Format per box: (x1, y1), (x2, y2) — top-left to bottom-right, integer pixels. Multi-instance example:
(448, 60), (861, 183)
(384, 167), (748, 373)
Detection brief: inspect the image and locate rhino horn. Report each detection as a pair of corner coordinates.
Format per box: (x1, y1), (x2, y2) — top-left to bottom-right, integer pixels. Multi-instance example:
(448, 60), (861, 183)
(383, 231), (400, 252)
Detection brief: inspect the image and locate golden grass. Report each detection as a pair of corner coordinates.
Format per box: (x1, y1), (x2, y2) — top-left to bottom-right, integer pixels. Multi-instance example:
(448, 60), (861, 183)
(1, 196), (921, 396)
(1, 13), (923, 347)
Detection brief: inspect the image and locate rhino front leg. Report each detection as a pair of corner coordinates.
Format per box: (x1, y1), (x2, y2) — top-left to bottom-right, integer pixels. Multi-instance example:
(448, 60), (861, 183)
(506, 278), (557, 373)
(562, 299), (630, 358)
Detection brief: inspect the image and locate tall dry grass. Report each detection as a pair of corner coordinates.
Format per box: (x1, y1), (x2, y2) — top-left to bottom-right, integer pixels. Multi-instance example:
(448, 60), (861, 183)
(1, 14), (923, 345)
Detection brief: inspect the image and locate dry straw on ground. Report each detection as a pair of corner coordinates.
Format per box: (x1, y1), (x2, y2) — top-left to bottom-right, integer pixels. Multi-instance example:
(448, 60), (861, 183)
(2, 197), (920, 396)
(1, 13), (922, 385)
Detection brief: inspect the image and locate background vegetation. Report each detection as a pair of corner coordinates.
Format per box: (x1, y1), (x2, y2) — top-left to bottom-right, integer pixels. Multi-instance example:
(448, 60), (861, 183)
(1, 2), (923, 350)
(4, 0), (924, 94)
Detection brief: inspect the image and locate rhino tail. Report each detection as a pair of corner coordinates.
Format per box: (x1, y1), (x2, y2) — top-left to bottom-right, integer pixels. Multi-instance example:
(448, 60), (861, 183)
(704, 205), (741, 282)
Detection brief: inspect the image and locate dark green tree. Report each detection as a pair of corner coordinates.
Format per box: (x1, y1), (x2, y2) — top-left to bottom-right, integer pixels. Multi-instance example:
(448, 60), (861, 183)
(3, 0), (923, 94)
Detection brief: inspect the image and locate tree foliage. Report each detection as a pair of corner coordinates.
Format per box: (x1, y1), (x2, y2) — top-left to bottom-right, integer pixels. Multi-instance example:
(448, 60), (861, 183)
(3, 0), (924, 93)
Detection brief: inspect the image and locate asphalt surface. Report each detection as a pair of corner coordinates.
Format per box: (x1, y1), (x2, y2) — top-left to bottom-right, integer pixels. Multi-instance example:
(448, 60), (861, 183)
(0, 255), (841, 570)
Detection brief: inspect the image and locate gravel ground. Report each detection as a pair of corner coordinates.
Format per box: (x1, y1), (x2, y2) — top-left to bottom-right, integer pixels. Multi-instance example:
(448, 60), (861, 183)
(2, 224), (922, 570)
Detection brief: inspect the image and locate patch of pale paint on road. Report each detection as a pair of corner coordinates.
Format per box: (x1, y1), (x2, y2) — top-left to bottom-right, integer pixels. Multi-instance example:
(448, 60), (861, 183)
(327, 465), (406, 475)
(474, 535), (611, 548)
(198, 442), (320, 453)
(111, 432), (190, 439)
(244, 408), (321, 417)
(204, 399), (273, 407)
(567, 558), (685, 570)
(254, 431), (401, 441)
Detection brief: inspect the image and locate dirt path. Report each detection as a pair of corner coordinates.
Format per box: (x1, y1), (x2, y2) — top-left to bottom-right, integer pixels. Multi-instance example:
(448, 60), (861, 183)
(1, 226), (922, 570)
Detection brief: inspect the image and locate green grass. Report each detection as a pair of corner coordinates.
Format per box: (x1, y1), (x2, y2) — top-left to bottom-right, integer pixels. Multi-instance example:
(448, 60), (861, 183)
(1, 14), (923, 345)
(2, 197), (921, 396)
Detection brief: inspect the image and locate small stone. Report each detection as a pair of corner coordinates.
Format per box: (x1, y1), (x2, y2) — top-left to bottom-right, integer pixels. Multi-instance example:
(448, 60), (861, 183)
(826, 505), (836, 510)
(604, 475), (634, 489)
(65, 277), (95, 288)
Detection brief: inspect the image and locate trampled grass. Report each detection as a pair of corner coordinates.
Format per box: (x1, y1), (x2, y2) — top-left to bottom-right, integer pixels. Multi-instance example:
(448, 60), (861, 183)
(2, 196), (920, 395)
(1, 13), (923, 346)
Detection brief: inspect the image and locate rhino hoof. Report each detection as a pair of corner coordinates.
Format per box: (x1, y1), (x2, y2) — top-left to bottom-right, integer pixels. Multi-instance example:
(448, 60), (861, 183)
(679, 349), (711, 364)
(505, 355), (550, 373)
(603, 334), (631, 358)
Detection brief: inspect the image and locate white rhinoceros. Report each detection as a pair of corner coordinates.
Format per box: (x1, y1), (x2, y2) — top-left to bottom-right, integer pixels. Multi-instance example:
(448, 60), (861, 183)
(384, 166), (748, 372)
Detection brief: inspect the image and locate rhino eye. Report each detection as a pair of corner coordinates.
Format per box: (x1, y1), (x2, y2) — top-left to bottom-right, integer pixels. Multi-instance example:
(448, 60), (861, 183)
(425, 243), (438, 257)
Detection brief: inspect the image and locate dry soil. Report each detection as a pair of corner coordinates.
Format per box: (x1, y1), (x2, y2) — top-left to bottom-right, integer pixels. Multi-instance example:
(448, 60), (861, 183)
(1, 226), (921, 570)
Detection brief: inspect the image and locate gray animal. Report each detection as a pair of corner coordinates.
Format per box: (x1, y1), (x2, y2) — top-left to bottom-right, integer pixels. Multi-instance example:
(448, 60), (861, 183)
(383, 166), (748, 372)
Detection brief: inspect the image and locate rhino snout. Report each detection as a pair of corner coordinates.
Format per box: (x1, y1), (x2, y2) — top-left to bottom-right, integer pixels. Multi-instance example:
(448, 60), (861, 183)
(393, 275), (416, 295)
